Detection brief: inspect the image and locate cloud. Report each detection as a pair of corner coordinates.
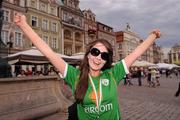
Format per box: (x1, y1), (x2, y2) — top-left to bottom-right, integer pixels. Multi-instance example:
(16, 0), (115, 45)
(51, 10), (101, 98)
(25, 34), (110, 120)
(80, 0), (180, 55)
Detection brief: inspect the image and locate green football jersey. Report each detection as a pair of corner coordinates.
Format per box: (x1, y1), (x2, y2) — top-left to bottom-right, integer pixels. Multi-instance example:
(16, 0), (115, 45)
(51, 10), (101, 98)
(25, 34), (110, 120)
(63, 60), (128, 120)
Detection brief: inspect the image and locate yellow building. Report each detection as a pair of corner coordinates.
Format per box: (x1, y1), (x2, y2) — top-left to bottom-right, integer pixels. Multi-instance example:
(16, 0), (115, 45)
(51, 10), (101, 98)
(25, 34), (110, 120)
(25, 0), (62, 53)
(168, 44), (180, 65)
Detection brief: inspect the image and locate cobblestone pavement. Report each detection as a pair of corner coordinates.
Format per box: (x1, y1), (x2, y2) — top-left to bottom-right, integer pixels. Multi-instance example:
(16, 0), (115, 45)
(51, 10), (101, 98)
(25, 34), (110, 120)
(118, 74), (180, 120)
(40, 74), (180, 120)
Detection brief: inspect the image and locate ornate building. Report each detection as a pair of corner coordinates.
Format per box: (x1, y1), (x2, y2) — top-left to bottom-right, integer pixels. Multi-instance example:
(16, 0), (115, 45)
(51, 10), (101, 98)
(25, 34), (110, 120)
(61, 0), (84, 56)
(25, 0), (61, 53)
(140, 39), (154, 63)
(1, 0), (26, 56)
(96, 22), (117, 61)
(1, 0), (62, 54)
(152, 43), (164, 63)
(115, 30), (141, 61)
(82, 9), (97, 46)
(168, 44), (180, 65)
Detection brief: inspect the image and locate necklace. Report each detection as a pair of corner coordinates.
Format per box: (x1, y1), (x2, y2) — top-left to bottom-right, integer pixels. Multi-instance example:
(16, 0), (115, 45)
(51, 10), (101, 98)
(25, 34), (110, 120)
(89, 74), (102, 109)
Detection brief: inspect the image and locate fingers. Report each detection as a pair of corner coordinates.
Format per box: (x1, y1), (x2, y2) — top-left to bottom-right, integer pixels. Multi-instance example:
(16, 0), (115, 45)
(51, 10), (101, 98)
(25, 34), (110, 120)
(151, 29), (161, 39)
(13, 12), (21, 23)
(13, 12), (26, 26)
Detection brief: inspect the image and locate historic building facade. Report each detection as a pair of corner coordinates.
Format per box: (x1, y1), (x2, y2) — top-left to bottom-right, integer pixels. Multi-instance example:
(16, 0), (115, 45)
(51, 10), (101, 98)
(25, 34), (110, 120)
(152, 43), (164, 63)
(168, 44), (180, 65)
(96, 22), (117, 61)
(61, 0), (84, 56)
(25, 0), (61, 53)
(115, 30), (141, 61)
(139, 39), (154, 63)
(1, 0), (61, 54)
(1, 0), (26, 56)
(82, 9), (97, 46)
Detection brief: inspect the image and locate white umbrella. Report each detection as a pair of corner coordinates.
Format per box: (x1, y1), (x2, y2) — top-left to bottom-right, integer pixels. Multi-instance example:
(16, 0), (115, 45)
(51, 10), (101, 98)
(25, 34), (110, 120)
(70, 52), (85, 60)
(4, 47), (73, 64)
(156, 63), (177, 69)
(132, 60), (157, 67)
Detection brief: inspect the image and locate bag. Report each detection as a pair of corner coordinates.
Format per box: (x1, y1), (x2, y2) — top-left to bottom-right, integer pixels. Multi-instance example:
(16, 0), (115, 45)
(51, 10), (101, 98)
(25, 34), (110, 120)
(68, 101), (78, 120)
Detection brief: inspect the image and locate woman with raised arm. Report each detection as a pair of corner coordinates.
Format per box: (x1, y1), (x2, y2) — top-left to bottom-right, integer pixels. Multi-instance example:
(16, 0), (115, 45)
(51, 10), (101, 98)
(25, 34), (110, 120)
(14, 13), (161, 120)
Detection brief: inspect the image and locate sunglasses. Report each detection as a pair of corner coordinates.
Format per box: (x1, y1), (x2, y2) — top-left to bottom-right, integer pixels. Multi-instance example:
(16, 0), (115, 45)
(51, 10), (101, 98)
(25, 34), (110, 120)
(90, 48), (109, 61)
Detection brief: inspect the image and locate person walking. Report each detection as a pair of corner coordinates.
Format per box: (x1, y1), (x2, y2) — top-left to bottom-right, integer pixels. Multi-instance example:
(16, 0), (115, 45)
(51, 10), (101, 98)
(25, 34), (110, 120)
(126, 73), (133, 86)
(155, 69), (160, 86)
(147, 69), (152, 87)
(175, 81), (180, 97)
(151, 69), (156, 87)
(14, 13), (161, 120)
(137, 67), (143, 86)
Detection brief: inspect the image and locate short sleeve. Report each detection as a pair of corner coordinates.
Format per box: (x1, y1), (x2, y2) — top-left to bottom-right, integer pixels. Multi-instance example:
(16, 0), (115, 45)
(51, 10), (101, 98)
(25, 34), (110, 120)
(110, 59), (129, 84)
(60, 64), (80, 90)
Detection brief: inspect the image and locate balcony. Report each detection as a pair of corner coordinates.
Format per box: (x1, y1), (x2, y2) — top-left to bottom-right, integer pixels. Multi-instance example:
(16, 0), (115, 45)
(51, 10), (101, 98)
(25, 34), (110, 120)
(88, 29), (96, 36)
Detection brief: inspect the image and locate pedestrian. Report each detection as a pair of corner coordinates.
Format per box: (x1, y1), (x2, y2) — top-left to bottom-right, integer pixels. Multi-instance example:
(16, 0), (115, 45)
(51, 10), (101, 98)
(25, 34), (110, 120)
(17, 69), (26, 77)
(14, 13), (161, 120)
(137, 67), (143, 86)
(151, 69), (156, 87)
(165, 70), (169, 78)
(147, 69), (152, 87)
(155, 69), (160, 86)
(126, 73), (133, 86)
(175, 82), (180, 97)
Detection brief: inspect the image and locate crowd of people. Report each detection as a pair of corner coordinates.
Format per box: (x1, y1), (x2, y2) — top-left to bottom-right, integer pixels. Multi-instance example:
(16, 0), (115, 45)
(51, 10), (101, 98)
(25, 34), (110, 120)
(124, 67), (163, 87)
(14, 66), (58, 77)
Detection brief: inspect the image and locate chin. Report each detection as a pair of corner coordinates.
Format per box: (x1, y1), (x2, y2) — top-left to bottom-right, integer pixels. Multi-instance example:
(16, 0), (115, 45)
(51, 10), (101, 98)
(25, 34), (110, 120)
(91, 64), (104, 71)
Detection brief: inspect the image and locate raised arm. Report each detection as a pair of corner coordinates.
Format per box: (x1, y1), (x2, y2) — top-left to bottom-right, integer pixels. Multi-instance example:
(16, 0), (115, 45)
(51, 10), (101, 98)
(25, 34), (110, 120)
(124, 29), (161, 69)
(14, 13), (66, 75)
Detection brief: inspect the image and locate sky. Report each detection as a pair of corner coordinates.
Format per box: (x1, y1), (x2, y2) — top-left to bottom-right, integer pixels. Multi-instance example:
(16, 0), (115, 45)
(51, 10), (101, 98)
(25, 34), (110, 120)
(79, 0), (180, 57)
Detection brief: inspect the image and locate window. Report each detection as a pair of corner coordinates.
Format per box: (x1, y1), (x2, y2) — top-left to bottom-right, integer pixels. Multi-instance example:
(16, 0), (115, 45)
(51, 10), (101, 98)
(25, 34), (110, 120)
(93, 17), (95, 21)
(64, 30), (71, 39)
(79, 18), (82, 27)
(51, 22), (57, 32)
(14, 32), (22, 46)
(43, 35), (48, 44)
(89, 15), (92, 19)
(85, 13), (87, 18)
(52, 37), (57, 49)
(63, 12), (68, 21)
(42, 19), (48, 30)
(3, 10), (10, 22)
(1, 30), (9, 44)
(173, 53), (176, 61)
(31, 16), (38, 27)
(118, 44), (122, 49)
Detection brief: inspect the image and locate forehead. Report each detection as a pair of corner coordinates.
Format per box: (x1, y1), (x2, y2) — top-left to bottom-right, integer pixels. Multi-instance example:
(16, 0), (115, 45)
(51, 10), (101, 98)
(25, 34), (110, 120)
(92, 43), (108, 52)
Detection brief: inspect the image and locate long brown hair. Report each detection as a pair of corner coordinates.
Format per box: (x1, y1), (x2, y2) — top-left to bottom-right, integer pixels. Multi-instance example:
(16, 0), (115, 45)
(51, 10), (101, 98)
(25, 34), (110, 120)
(75, 39), (113, 103)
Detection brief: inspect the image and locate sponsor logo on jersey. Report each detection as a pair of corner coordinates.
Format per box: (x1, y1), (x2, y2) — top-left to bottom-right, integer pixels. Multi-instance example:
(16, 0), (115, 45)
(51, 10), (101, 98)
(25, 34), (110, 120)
(84, 103), (113, 113)
(89, 90), (101, 104)
(101, 79), (109, 86)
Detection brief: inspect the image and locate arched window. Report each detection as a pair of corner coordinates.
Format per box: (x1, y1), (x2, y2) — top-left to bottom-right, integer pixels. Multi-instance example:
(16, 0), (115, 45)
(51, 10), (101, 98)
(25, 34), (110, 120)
(64, 29), (72, 39)
(75, 32), (81, 41)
